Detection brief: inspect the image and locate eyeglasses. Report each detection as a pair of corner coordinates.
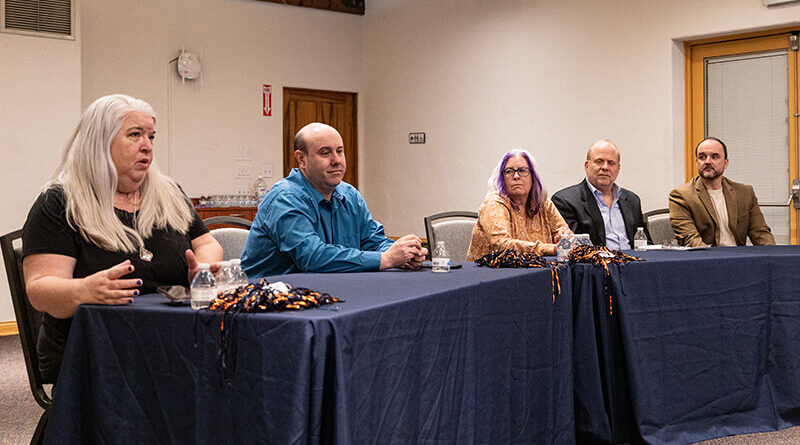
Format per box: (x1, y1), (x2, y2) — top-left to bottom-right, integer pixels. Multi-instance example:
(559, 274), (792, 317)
(502, 167), (531, 177)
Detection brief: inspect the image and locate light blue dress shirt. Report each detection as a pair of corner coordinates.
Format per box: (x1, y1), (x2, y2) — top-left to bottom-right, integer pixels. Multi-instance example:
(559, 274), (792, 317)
(241, 168), (394, 277)
(586, 179), (629, 250)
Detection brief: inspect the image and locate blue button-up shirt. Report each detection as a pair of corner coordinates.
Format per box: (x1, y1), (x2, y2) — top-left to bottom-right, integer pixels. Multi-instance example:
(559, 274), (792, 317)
(586, 179), (629, 250)
(241, 169), (394, 277)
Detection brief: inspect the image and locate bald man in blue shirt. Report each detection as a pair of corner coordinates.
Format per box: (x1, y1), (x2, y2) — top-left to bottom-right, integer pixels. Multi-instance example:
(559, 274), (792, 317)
(242, 123), (426, 277)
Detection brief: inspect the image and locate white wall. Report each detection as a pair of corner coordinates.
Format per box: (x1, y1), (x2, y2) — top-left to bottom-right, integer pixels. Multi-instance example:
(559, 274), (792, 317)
(81, 0), (363, 198)
(361, 0), (800, 236)
(0, 20), (82, 322)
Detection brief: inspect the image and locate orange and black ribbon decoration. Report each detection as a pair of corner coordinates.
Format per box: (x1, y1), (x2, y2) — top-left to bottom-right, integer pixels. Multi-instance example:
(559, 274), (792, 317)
(566, 245), (644, 315)
(475, 249), (562, 303)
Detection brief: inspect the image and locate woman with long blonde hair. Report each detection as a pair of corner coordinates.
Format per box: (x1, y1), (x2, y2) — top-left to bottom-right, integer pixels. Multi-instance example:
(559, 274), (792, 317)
(22, 94), (222, 383)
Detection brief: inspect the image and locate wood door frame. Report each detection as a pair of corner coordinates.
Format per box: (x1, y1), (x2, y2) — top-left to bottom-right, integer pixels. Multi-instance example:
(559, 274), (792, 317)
(684, 26), (799, 180)
(283, 87), (358, 188)
(684, 27), (799, 242)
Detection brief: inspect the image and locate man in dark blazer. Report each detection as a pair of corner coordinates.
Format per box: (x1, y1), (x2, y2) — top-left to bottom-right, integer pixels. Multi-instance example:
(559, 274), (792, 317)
(669, 137), (775, 247)
(552, 139), (650, 249)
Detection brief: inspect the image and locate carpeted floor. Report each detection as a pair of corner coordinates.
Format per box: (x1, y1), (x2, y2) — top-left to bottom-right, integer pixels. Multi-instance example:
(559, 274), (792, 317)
(0, 335), (43, 445)
(2, 333), (800, 444)
(697, 427), (800, 445)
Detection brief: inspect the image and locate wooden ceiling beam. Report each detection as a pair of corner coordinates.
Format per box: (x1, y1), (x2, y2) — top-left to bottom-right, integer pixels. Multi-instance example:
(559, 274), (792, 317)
(257, 0), (365, 16)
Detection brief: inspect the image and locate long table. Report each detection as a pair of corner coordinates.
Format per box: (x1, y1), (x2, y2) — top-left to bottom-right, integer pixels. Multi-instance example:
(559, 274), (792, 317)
(574, 246), (800, 444)
(45, 264), (574, 444)
(43, 247), (800, 444)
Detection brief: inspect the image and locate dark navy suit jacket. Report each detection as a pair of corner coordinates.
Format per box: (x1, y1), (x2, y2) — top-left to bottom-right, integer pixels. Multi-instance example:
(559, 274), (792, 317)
(551, 179), (650, 249)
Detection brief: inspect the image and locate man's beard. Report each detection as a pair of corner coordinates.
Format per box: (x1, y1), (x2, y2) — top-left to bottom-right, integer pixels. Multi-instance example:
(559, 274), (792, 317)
(699, 166), (721, 180)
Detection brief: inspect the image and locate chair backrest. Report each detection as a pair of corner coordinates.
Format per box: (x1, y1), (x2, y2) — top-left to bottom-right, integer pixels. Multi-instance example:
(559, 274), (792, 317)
(202, 215), (253, 230)
(0, 230), (51, 410)
(210, 227), (250, 260)
(644, 208), (674, 245)
(424, 211), (479, 262)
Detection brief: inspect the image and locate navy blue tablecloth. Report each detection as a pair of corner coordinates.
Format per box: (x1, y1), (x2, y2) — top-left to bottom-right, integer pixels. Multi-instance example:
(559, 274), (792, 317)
(571, 258), (638, 444)
(576, 246), (800, 444)
(43, 246), (800, 444)
(45, 263), (574, 444)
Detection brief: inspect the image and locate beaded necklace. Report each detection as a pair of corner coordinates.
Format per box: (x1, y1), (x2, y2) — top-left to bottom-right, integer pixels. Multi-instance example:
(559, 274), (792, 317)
(566, 245), (644, 315)
(475, 249), (562, 303)
(208, 279), (343, 379)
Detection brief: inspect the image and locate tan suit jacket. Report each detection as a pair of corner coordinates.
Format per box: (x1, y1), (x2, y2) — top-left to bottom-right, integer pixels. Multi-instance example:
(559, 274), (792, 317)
(668, 176), (775, 247)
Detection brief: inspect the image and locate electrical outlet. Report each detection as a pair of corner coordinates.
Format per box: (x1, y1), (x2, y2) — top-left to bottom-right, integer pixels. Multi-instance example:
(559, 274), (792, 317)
(261, 165), (273, 178)
(235, 147), (252, 161)
(235, 177), (252, 196)
(236, 165), (252, 179)
(409, 132), (426, 144)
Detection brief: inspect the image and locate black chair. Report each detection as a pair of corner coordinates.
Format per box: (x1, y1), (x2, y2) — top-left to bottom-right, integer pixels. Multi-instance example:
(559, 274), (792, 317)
(1, 229), (51, 445)
(644, 208), (674, 245)
(424, 211), (479, 262)
(202, 215), (252, 230)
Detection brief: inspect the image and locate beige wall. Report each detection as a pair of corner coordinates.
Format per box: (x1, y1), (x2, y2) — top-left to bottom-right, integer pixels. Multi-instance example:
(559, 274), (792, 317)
(1, 0), (799, 322)
(0, 17), (82, 322)
(81, 0), (363, 198)
(361, 0), (800, 236)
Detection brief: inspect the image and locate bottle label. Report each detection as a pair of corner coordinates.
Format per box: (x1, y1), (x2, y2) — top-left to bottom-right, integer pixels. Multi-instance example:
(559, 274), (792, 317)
(432, 257), (450, 272)
(557, 238), (572, 261)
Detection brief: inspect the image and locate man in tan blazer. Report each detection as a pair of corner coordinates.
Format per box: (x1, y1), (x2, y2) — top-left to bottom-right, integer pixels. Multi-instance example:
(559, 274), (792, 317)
(669, 137), (775, 247)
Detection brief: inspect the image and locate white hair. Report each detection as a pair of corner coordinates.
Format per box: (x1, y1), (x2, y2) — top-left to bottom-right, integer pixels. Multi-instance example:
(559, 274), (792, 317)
(46, 94), (193, 253)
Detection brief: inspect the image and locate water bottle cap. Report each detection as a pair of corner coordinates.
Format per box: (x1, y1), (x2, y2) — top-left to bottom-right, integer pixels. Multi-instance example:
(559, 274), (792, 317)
(230, 259), (241, 266)
(221, 260), (231, 267)
(436, 241), (445, 246)
(198, 263), (210, 269)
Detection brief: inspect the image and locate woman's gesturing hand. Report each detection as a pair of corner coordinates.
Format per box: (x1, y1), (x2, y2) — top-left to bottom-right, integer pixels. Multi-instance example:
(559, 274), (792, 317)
(81, 259), (142, 305)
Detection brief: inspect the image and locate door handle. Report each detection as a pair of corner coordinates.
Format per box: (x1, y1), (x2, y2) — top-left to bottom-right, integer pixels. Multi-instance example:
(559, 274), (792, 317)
(760, 179), (800, 208)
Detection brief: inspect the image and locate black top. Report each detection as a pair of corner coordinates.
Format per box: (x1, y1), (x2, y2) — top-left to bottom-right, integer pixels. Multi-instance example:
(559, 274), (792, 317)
(551, 179), (651, 249)
(21, 186), (208, 383)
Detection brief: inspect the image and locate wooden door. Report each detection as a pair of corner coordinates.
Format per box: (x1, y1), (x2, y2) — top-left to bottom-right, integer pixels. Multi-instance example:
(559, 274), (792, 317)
(686, 30), (799, 243)
(283, 88), (358, 188)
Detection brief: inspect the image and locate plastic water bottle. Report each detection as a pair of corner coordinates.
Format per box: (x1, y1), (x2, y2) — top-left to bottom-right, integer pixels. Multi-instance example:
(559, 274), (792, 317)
(190, 263), (217, 310)
(634, 227), (648, 251)
(557, 236), (572, 262)
(215, 260), (235, 293)
(572, 234), (592, 247)
(230, 259), (249, 288)
(432, 241), (450, 273)
(256, 176), (268, 202)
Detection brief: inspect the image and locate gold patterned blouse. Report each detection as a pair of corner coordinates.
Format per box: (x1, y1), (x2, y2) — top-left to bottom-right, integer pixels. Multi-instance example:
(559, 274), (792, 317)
(466, 192), (568, 260)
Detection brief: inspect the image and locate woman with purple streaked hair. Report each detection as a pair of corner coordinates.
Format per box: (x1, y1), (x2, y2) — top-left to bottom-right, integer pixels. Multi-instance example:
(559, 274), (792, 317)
(466, 149), (572, 259)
